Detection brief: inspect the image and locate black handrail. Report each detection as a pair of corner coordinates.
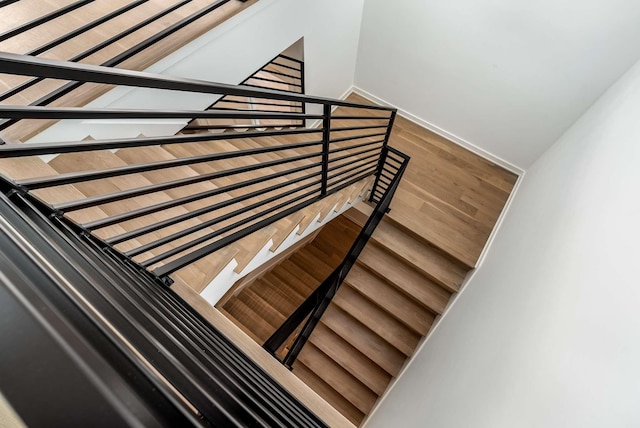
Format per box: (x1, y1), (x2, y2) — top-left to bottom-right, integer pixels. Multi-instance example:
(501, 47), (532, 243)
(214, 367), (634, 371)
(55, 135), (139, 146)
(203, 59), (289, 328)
(263, 146), (410, 367)
(0, 53), (398, 285)
(0, 52), (391, 110)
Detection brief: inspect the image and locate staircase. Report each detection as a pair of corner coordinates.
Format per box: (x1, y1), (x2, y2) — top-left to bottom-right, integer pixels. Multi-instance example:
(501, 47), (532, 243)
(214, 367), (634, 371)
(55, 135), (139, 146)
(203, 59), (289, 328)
(0, 0), (256, 142)
(215, 96), (518, 426)
(218, 210), (469, 425)
(0, 5), (519, 427)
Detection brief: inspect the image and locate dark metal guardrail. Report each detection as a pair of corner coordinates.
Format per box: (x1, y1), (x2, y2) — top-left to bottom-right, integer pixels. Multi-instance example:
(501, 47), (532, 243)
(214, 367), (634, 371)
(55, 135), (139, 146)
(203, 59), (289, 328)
(0, 53), (400, 288)
(263, 146), (410, 367)
(0, 0), (235, 135)
(0, 179), (327, 427)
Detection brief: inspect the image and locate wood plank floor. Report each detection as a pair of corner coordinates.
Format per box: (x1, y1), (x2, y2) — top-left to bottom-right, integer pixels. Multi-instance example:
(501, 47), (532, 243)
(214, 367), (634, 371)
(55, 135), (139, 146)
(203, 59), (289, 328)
(348, 93), (518, 267)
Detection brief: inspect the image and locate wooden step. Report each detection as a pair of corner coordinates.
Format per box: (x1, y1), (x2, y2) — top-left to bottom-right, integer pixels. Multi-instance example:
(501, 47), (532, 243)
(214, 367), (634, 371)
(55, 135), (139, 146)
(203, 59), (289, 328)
(290, 248), (335, 281)
(357, 243), (451, 315)
(292, 363), (364, 426)
(320, 305), (406, 377)
(261, 272), (310, 307)
(222, 297), (273, 344)
(232, 226), (277, 273)
(332, 285), (419, 357)
(269, 211), (305, 251)
(307, 323), (391, 396)
(271, 260), (319, 295)
(236, 288), (285, 330)
(344, 263), (434, 335)
(371, 217), (468, 292)
(249, 278), (300, 317)
(296, 343), (378, 415)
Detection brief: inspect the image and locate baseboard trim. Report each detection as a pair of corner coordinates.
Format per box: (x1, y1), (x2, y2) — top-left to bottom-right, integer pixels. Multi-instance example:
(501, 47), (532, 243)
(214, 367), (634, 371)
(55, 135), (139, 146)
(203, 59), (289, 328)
(350, 86), (524, 176)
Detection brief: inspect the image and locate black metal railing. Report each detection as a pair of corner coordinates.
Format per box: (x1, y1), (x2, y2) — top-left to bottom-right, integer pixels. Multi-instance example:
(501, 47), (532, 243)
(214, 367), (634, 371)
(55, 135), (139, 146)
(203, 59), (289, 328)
(263, 146), (409, 367)
(0, 0), (237, 140)
(0, 181), (327, 427)
(0, 53), (399, 287)
(183, 53), (306, 133)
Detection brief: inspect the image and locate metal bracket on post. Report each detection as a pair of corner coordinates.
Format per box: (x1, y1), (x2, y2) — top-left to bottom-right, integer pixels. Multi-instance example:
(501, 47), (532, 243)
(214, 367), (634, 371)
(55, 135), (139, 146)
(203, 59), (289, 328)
(320, 104), (331, 196)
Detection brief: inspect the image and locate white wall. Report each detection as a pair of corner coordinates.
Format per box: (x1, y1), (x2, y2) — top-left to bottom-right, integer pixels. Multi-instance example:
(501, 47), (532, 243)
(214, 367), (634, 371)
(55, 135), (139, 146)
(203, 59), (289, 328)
(355, 0), (640, 169)
(364, 56), (640, 428)
(31, 0), (365, 143)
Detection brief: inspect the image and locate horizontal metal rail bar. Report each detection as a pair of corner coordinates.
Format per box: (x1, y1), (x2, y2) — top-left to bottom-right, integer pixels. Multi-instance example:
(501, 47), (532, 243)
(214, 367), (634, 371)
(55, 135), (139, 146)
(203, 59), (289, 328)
(246, 76), (303, 88)
(0, 52), (394, 110)
(152, 167), (373, 278)
(277, 54), (303, 65)
(0, 126), (320, 159)
(0, 105), (317, 121)
(328, 131), (387, 145)
(26, 0), (149, 57)
(328, 139), (384, 154)
(0, 0), (192, 103)
(240, 83), (302, 93)
(140, 184), (321, 267)
(18, 140), (321, 190)
(0, 0), (94, 42)
(330, 124), (388, 133)
(183, 124), (297, 131)
(269, 61), (301, 72)
(129, 177), (322, 258)
(101, 162), (322, 243)
(215, 98), (302, 108)
(0, 0), (231, 131)
(328, 145), (381, 164)
(382, 166), (400, 176)
(254, 69), (301, 81)
(330, 114), (393, 120)
(379, 172), (394, 183)
(53, 149), (322, 211)
(327, 158), (378, 184)
(105, 0), (230, 69)
(211, 106), (300, 113)
(0, 0), (19, 8)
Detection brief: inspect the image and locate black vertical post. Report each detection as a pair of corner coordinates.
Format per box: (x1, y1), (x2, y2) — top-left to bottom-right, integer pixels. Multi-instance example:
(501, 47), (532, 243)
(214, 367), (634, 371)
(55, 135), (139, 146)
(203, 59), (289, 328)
(299, 59), (306, 127)
(320, 104), (331, 196)
(370, 109), (397, 202)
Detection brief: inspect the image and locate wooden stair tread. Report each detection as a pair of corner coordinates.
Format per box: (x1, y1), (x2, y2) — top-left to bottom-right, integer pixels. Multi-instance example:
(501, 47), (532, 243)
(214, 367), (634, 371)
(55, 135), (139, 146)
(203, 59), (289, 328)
(370, 217), (467, 292)
(308, 323), (391, 396)
(344, 263), (434, 335)
(332, 285), (419, 357)
(358, 243), (451, 315)
(320, 305), (406, 377)
(250, 278), (300, 317)
(296, 343), (378, 415)
(222, 297), (273, 344)
(292, 363), (364, 426)
(236, 288), (285, 330)
(261, 273), (309, 308)
(175, 245), (239, 293)
(272, 260), (319, 295)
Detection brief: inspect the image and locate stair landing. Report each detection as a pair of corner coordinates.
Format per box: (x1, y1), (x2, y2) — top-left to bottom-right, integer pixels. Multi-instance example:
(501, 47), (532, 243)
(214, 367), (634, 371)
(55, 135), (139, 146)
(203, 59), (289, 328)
(346, 93), (518, 268)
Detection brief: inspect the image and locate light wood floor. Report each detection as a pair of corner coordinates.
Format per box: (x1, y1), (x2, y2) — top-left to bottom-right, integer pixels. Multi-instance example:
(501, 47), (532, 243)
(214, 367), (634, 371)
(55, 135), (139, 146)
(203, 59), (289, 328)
(348, 94), (518, 267)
